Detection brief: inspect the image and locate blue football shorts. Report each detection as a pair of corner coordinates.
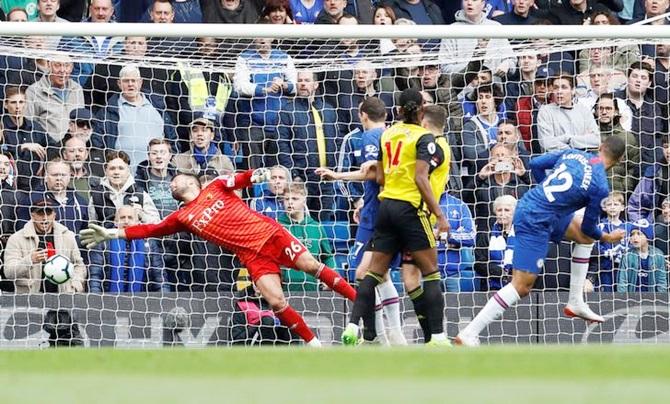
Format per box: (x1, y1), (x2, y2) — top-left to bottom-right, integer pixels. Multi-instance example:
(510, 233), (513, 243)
(511, 206), (574, 274)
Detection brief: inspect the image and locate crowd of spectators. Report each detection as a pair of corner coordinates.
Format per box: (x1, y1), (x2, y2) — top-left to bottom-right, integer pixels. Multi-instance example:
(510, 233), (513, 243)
(0, 0), (669, 294)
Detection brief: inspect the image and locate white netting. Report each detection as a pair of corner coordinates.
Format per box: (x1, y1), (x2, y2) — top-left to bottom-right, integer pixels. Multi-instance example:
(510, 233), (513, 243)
(0, 22), (669, 347)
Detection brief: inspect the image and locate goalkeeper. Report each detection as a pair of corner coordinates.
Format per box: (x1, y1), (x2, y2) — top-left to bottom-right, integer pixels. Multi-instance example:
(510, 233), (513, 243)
(81, 169), (356, 347)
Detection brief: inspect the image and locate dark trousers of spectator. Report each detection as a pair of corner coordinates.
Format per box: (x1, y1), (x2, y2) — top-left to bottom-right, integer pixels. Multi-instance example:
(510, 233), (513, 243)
(175, 236), (208, 292)
(157, 233), (194, 292)
(190, 240), (237, 292)
(588, 255), (618, 292)
(0, 265), (14, 292)
(162, 236), (237, 292)
(240, 126), (279, 169)
(538, 242), (572, 290)
(596, 270), (616, 293)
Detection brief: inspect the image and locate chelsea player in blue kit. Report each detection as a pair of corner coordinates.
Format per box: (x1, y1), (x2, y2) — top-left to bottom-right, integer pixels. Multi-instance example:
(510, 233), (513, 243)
(316, 97), (407, 345)
(455, 136), (627, 346)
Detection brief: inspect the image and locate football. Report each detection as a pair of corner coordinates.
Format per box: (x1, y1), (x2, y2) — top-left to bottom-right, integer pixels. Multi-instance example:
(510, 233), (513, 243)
(43, 254), (73, 285)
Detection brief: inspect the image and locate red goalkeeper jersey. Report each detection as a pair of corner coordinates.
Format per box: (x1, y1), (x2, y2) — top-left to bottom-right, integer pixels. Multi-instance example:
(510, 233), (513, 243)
(124, 170), (281, 257)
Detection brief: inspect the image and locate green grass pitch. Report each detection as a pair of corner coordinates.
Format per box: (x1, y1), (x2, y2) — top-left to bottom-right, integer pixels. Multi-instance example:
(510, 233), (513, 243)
(1, 346), (668, 404)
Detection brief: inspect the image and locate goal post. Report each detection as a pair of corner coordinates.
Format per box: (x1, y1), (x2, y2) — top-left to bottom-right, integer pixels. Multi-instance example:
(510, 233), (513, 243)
(0, 22), (668, 347)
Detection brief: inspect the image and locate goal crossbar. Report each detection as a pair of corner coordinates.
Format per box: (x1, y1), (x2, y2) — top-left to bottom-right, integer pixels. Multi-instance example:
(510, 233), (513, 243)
(2, 22), (670, 39)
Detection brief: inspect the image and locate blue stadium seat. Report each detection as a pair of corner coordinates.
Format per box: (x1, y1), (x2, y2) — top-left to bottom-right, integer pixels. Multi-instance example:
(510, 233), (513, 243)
(332, 253), (352, 280)
(252, 183), (266, 198)
(321, 220), (352, 252)
(390, 268), (404, 293)
(442, 270), (478, 292)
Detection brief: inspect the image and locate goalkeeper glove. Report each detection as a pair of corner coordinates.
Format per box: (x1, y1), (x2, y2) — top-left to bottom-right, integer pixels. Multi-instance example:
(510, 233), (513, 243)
(251, 168), (271, 184)
(80, 224), (119, 249)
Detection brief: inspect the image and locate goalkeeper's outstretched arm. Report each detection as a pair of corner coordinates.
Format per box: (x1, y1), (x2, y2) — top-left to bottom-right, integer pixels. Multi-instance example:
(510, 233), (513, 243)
(80, 212), (186, 249)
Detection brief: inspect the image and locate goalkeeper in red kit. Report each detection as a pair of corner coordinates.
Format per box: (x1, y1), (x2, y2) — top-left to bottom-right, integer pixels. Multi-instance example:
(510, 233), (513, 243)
(80, 169), (356, 347)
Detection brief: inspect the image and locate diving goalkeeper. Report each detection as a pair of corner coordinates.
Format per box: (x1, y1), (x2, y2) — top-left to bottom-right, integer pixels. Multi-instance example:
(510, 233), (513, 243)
(80, 169), (356, 347)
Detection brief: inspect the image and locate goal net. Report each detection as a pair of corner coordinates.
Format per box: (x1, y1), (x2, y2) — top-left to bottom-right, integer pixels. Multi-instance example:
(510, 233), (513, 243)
(0, 22), (668, 347)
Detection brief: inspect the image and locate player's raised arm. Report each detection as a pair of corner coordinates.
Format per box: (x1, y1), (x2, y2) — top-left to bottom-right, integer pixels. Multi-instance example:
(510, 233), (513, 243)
(529, 151), (564, 183)
(315, 161), (377, 182)
(215, 168), (271, 190)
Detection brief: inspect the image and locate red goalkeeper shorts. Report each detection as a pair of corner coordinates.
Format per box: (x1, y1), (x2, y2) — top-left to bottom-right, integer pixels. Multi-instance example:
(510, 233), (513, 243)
(241, 228), (308, 281)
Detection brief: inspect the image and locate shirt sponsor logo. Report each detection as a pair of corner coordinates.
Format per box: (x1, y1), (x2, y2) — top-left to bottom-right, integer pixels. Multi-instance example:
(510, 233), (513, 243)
(192, 200), (225, 231)
(364, 144), (378, 160)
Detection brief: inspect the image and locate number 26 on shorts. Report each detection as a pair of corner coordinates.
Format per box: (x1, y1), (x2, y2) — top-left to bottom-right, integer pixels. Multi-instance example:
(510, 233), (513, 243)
(284, 240), (303, 261)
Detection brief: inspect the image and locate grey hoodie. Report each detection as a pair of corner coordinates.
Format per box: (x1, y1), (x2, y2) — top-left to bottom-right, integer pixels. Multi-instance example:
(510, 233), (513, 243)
(537, 103), (601, 152)
(439, 10), (516, 75)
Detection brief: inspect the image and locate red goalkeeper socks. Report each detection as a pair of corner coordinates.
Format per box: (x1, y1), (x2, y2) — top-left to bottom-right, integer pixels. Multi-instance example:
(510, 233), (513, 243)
(316, 264), (357, 301)
(274, 304), (316, 343)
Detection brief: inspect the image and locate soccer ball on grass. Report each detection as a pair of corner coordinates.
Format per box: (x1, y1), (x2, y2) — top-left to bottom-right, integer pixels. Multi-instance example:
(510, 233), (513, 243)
(43, 254), (73, 285)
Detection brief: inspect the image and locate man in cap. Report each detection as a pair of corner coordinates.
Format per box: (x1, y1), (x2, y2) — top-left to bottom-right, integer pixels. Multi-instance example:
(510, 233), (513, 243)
(514, 66), (554, 154)
(172, 114), (234, 177)
(3, 198), (86, 293)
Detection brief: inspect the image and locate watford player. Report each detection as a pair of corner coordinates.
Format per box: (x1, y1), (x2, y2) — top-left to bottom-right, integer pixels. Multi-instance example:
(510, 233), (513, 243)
(342, 89), (451, 346)
(81, 169), (356, 347)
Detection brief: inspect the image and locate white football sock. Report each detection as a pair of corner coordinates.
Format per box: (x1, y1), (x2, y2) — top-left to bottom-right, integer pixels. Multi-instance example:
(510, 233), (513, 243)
(374, 290), (389, 345)
(376, 278), (402, 331)
(461, 283), (520, 337)
(569, 243), (593, 307)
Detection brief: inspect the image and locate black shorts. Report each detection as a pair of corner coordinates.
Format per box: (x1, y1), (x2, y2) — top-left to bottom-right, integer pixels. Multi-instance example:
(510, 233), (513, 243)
(369, 199), (436, 254)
